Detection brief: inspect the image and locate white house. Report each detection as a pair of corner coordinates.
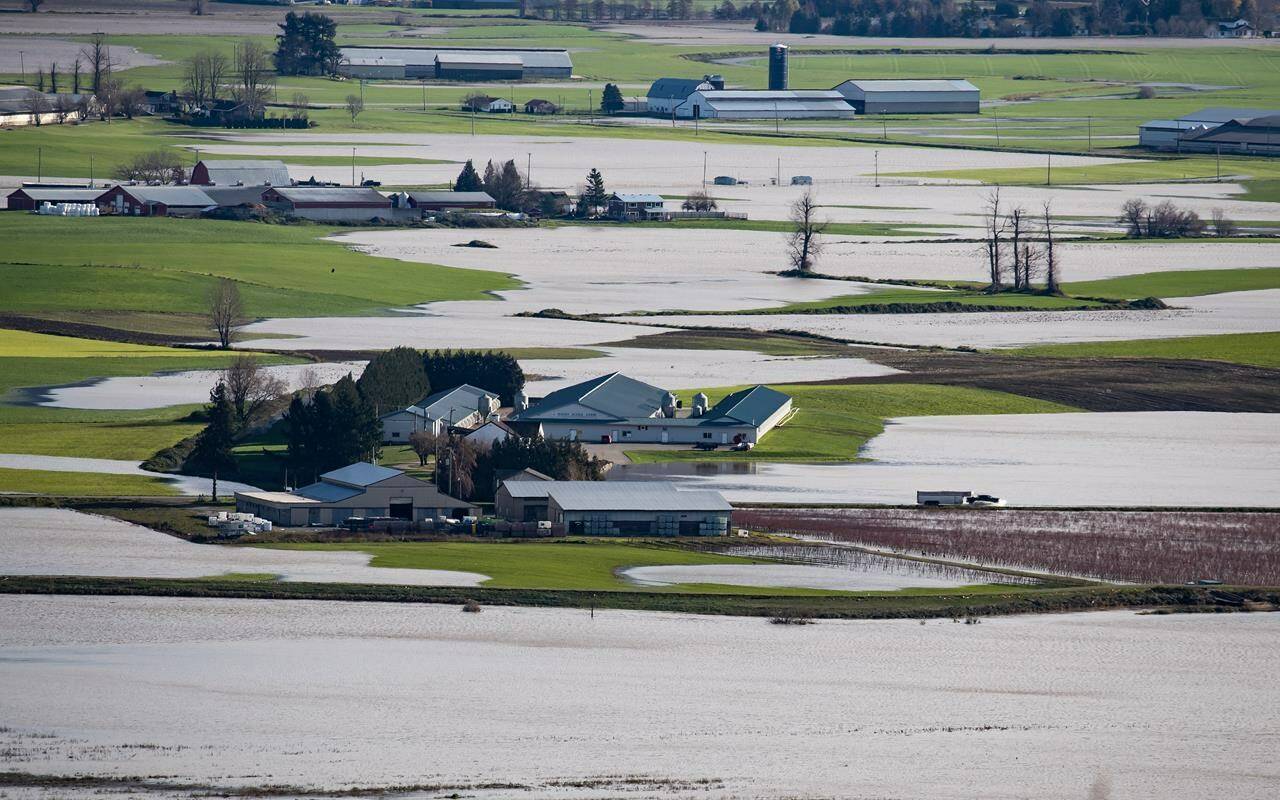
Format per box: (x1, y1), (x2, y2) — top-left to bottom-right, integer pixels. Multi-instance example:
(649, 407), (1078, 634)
(380, 384), (500, 444)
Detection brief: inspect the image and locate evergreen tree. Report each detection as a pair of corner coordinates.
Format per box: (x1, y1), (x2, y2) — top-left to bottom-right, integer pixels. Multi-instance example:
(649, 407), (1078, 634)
(274, 12), (339, 76)
(578, 168), (608, 218)
(283, 394), (317, 485)
(357, 346), (430, 414)
(422, 349), (525, 406)
(482, 160), (498, 196)
(600, 82), (624, 115)
(453, 159), (483, 192)
(483, 159), (525, 211)
(331, 374), (381, 465)
(191, 382), (238, 499)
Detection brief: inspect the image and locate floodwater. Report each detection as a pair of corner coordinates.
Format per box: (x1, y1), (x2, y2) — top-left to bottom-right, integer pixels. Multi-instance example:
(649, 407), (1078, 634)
(610, 412), (1280, 507)
(0, 453), (260, 496)
(0, 595), (1276, 798)
(0, 508), (488, 586)
(622, 543), (1027, 591)
(35, 362), (365, 410)
(641, 289), (1280, 348)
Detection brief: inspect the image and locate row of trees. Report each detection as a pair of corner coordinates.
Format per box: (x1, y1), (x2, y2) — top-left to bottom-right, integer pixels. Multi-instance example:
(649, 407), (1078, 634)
(1118, 198), (1239, 238)
(982, 189), (1062, 294)
(283, 375), (383, 487)
(453, 159), (610, 219)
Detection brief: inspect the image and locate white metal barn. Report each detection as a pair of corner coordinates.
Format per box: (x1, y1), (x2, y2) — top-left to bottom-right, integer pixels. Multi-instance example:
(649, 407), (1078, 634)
(674, 90), (855, 120)
(833, 79), (980, 114)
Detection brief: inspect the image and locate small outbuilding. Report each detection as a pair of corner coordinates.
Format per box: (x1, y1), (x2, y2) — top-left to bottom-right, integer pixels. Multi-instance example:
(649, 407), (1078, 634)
(380, 384), (500, 443)
(832, 79), (980, 114)
(6, 185), (102, 211)
(235, 462), (473, 527)
(495, 480), (731, 535)
(524, 98), (560, 115)
(405, 190), (497, 212)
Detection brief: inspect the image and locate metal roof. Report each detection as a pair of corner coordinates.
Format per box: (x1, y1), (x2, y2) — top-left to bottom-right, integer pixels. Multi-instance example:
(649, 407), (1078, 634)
(1185, 115), (1280, 145)
(613, 193), (664, 204)
(292, 481), (364, 503)
(513, 372), (668, 423)
(543, 481), (732, 513)
(1178, 107), (1279, 124)
(348, 57), (404, 66)
(835, 79), (978, 93)
(118, 185), (215, 207)
(202, 185), (272, 207)
(267, 186), (389, 204)
(408, 191), (495, 204)
(702, 385), (790, 426)
(699, 90), (847, 100)
(8, 187), (101, 202)
(437, 52), (522, 66)
(1140, 119), (1213, 131)
(648, 78), (712, 100)
(196, 160), (291, 187)
(320, 462), (403, 488)
(415, 384), (497, 424)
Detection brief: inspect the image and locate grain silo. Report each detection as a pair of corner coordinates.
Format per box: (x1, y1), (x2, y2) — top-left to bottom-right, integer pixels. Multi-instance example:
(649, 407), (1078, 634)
(768, 44), (788, 91)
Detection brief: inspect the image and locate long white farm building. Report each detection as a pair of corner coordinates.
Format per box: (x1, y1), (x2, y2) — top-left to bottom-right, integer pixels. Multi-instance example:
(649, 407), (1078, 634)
(338, 46), (572, 80)
(674, 90), (855, 120)
(833, 79), (980, 114)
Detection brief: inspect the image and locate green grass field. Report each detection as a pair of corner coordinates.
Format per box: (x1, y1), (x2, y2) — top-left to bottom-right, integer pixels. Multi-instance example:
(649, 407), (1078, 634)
(1061, 268), (1280, 299)
(755, 287), (1110, 314)
(0, 466), (178, 496)
(602, 329), (856, 357)
(1003, 331), (1280, 368)
(0, 215), (518, 338)
(628, 382), (1075, 463)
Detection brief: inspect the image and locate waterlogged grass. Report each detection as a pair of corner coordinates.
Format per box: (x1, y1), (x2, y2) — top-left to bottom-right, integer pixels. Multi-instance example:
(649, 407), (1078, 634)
(0, 216), (518, 337)
(260, 540), (761, 592)
(0, 467), (178, 497)
(601, 330), (856, 357)
(898, 155), (1280, 186)
(628, 383), (1075, 463)
(553, 218), (951, 238)
(1002, 331), (1280, 369)
(1062, 268), (1280, 299)
(762, 288), (1109, 314)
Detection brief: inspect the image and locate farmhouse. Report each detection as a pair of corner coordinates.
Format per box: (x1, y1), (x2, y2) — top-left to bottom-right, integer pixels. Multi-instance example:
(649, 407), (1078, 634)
(191, 159), (291, 187)
(235, 462), (473, 527)
(338, 46), (572, 80)
(832, 79), (980, 114)
(524, 98), (559, 115)
(509, 373), (792, 446)
(674, 90), (855, 120)
(646, 77), (718, 116)
(461, 95), (514, 113)
(607, 193), (664, 221)
(495, 480), (731, 535)
(261, 186), (392, 222)
(5, 185), (102, 211)
(380, 384), (500, 443)
(94, 185), (215, 217)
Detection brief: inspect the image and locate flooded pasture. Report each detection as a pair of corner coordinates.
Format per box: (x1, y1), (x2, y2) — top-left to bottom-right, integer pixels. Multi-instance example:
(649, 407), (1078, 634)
(0, 595), (1276, 798)
(0, 508), (488, 586)
(610, 412), (1280, 507)
(0, 454), (259, 496)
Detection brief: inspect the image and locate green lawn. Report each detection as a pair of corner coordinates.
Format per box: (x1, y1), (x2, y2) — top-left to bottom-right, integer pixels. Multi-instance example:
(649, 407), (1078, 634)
(1002, 331), (1280, 369)
(0, 215), (518, 338)
(0, 467), (178, 496)
(629, 382), (1075, 463)
(1062, 268), (1280, 299)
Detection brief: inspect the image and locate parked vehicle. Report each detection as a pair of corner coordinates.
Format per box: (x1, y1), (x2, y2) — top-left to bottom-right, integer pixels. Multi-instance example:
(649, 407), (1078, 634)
(790, 175), (813, 185)
(712, 176), (738, 186)
(965, 494), (1006, 507)
(693, 441), (719, 450)
(731, 441), (754, 451)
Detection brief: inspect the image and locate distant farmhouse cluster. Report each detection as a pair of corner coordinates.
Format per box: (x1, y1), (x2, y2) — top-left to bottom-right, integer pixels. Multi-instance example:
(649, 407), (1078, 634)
(1139, 107), (1280, 155)
(235, 371), (791, 534)
(337, 46), (573, 81)
(4, 159), (507, 223)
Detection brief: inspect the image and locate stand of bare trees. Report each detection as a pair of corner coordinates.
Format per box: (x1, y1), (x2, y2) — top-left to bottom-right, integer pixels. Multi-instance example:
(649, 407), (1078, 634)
(112, 149), (186, 184)
(221, 355), (287, 430)
(1118, 198), (1204, 238)
(345, 94), (364, 122)
(24, 91), (50, 126)
(1210, 208), (1238, 238)
(682, 189), (717, 211)
(209, 278), (245, 349)
(981, 189), (1063, 295)
(183, 50), (229, 108)
(786, 191), (827, 273)
(80, 34), (113, 96)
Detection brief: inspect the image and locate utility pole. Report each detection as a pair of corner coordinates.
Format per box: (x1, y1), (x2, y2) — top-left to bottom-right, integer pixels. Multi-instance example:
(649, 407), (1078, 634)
(702, 151), (707, 188)
(527, 151), (531, 185)
(1216, 144), (1221, 182)
(874, 149), (879, 188)
(774, 101), (779, 134)
(1086, 116), (1092, 152)
(471, 104), (475, 136)
(994, 113), (1001, 146)
(89, 154), (94, 188)
(351, 147), (356, 186)
(588, 88), (593, 123)
(882, 118), (887, 141)
(421, 83), (426, 111)
(776, 157), (780, 186)
(18, 51), (24, 85)
(37, 146), (42, 182)
(1046, 153), (1051, 186)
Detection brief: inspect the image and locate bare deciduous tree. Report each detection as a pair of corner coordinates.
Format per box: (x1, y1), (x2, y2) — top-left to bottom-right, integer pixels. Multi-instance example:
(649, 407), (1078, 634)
(113, 149), (185, 184)
(48, 62), (58, 93)
(436, 434), (479, 499)
(96, 75), (123, 121)
(221, 354), (286, 427)
(1042, 202), (1061, 295)
(290, 92), (310, 119)
(24, 91), (50, 126)
(191, 0), (206, 15)
(81, 34), (112, 95)
(345, 93), (364, 122)
(71, 56), (82, 94)
(1119, 198), (1146, 237)
(1210, 207), (1238, 237)
(54, 93), (74, 124)
(1007, 204), (1027, 290)
(183, 49), (229, 108)
(982, 187), (1006, 291)
(27, 0), (45, 12)
(209, 278), (244, 349)
(785, 191), (827, 274)
(231, 40), (273, 118)
(119, 85), (146, 119)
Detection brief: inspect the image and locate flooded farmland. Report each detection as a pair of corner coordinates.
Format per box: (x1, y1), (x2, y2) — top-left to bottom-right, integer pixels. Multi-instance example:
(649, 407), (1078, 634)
(1, 595), (1277, 799)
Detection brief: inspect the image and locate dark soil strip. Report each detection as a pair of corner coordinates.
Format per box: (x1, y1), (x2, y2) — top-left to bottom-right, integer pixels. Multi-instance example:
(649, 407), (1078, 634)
(0, 314), (208, 346)
(2, 575), (1276, 621)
